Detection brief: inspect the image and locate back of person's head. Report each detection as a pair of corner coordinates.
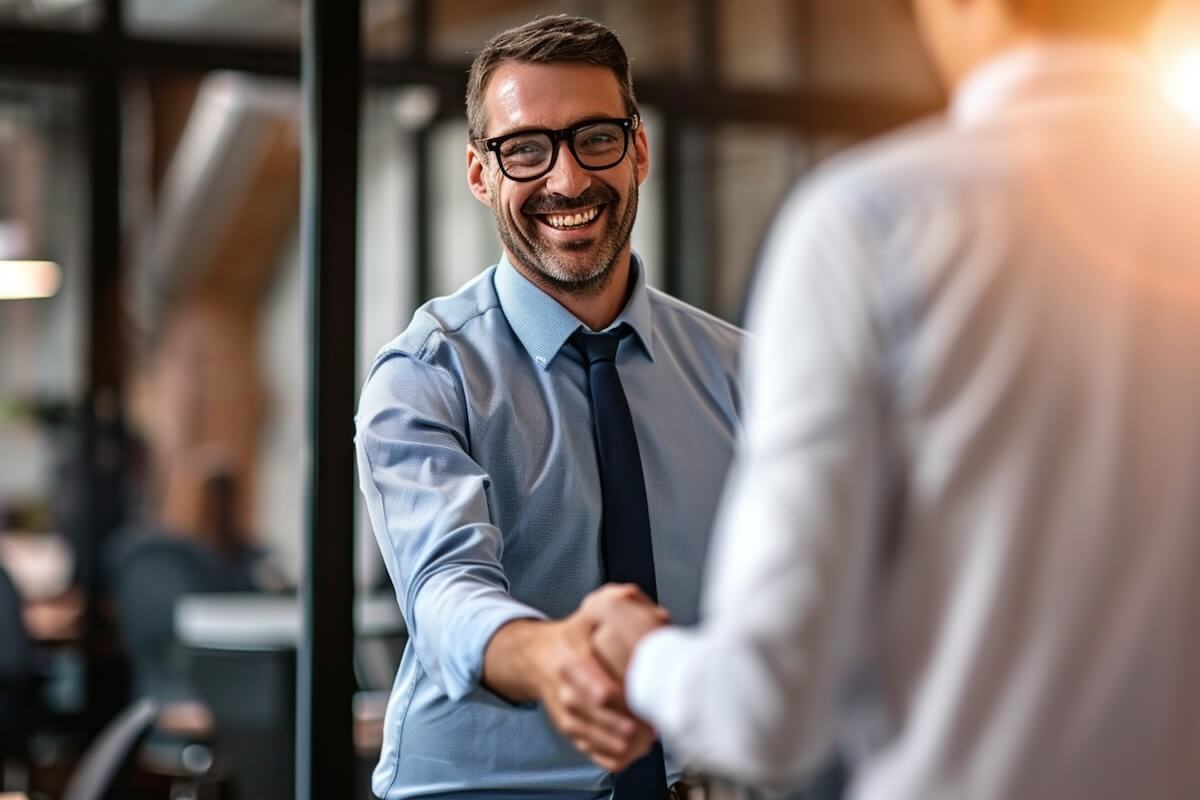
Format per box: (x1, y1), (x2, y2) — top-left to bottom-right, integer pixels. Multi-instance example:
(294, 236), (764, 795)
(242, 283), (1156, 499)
(465, 15), (638, 141)
(1004, 0), (1163, 37)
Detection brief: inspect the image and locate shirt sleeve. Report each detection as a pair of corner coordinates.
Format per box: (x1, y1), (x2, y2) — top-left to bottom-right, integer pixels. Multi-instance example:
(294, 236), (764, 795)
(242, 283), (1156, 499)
(356, 349), (547, 702)
(627, 181), (888, 786)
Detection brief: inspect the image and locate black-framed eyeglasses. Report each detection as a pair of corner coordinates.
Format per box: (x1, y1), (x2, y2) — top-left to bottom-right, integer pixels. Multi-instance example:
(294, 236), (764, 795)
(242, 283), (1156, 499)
(479, 114), (640, 182)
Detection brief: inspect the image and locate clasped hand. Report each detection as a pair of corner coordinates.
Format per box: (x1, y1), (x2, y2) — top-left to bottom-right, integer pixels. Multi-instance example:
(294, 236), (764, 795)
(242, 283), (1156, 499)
(542, 583), (670, 771)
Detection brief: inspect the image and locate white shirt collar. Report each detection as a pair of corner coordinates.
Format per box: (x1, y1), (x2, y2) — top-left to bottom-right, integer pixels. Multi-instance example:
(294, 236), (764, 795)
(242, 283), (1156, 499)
(951, 39), (1156, 126)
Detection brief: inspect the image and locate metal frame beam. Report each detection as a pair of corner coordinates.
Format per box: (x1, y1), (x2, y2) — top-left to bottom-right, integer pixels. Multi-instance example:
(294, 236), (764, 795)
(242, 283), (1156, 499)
(0, 23), (931, 137)
(296, 0), (361, 797)
(76, 0), (128, 737)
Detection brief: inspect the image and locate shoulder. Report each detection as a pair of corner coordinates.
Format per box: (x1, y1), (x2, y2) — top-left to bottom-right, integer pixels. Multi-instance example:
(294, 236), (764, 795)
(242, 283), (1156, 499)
(358, 267), (507, 423)
(652, 289), (744, 347)
(783, 113), (1003, 231)
(367, 267), (503, 380)
(818, 114), (966, 188)
(647, 288), (747, 367)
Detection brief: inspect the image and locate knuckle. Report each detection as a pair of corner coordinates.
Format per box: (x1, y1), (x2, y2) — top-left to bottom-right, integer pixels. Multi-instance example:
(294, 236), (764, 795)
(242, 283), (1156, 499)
(592, 685), (618, 706)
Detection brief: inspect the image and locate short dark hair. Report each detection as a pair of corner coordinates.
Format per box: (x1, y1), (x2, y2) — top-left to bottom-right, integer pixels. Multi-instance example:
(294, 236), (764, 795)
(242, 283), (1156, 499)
(465, 15), (638, 141)
(1003, 0), (1163, 35)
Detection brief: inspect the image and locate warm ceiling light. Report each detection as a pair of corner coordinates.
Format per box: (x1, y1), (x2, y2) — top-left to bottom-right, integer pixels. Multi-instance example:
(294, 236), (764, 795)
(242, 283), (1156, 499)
(1162, 48), (1200, 125)
(0, 260), (63, 300)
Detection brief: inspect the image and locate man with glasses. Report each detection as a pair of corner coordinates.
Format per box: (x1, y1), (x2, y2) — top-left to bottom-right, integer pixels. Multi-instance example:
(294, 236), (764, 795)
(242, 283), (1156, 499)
(588, 1), (1200, 800)
(355, 14), (745, 799)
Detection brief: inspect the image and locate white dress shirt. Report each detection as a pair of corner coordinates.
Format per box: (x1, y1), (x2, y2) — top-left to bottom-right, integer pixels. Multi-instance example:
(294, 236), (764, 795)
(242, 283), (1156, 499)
(628, 41), (1200, 800)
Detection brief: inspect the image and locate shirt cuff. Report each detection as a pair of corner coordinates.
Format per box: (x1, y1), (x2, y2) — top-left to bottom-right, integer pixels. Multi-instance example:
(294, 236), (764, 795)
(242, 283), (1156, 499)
(445, 598), (548, 702)
(626, 625), (698, 740)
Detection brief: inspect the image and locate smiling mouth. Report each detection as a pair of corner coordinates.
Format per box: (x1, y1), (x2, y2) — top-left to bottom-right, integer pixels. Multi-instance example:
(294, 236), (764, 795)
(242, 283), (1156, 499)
(535, 205), (603, 230)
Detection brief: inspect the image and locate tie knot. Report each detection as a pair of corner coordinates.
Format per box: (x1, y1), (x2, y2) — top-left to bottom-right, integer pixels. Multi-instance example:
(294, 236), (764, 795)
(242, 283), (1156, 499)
(570, 326), (628, 365)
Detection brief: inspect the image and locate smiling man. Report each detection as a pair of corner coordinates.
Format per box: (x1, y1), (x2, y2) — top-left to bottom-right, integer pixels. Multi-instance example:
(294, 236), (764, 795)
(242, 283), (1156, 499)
(355, 15), (746, 799)
(589, 1), (1200, 799)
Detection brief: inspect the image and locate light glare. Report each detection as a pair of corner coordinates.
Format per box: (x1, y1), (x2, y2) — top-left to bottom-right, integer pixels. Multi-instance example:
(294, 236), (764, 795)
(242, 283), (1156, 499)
(0, 260), (63, 300)
(1162, 49), (1200, 125)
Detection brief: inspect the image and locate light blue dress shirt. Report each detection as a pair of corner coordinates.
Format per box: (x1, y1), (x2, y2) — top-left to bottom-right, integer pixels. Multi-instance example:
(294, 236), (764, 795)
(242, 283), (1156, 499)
(356, 253), (745, 799)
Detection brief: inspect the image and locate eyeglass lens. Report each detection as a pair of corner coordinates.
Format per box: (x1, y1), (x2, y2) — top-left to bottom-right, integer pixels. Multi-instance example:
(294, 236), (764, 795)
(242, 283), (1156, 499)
(497, 122), (627, 179)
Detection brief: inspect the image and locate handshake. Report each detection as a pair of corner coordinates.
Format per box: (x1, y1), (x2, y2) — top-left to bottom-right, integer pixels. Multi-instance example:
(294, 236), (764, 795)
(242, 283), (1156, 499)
(485, 584), (672, 772)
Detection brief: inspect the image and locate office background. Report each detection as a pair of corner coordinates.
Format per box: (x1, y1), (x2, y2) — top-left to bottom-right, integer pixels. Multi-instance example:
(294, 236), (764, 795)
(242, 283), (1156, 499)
(0, 1), (1196, 797)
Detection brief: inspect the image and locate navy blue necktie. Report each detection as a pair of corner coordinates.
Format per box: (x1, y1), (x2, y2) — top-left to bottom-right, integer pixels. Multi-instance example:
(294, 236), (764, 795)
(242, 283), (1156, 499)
(571, 326), (668, 800)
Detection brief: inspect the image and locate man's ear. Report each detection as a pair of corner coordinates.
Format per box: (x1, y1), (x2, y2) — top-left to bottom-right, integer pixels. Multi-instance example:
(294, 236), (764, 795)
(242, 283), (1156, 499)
(633, 123), (650, 186)
(467, 143), (492, 206)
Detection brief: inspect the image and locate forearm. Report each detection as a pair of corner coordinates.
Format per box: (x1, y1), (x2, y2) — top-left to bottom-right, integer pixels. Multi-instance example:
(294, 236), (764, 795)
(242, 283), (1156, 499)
(482, 617), (554, 703)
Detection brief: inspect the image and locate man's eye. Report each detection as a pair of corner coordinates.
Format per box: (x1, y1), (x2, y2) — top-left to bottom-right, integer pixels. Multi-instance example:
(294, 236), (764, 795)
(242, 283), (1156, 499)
(501, 140), (549, 160)
(575, 127), (623, 153)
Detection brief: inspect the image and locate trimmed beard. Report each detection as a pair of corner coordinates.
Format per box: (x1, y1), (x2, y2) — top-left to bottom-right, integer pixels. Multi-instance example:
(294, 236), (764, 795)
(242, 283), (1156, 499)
(489, 170), (639, 298)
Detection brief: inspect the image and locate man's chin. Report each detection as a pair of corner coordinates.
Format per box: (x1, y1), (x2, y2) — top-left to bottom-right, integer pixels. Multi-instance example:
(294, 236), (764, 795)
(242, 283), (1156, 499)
(530, 254), (616, 294)
(541, 261), (607, 285)
(558, 238), (597, 253)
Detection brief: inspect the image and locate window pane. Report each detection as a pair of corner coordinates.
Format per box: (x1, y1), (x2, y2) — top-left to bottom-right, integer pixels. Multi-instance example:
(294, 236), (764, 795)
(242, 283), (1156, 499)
(125, 71), (303, 582)
(719, 0), (940, 101)
(125, 0), (411, 53)
(806, 0), (940, 98)
(357, 86), (423, 598)
(126, 0), (301, 44)
(0, 0), (100, 30)
(430, 118), (499, 299)
(365, 0), (413, 58)
(431, 0), (693, 76)
(717, 0), (807, 89)
(710, 125), (856, 322)
(0, 79), (86, 535)
(122, 70), (306, 798)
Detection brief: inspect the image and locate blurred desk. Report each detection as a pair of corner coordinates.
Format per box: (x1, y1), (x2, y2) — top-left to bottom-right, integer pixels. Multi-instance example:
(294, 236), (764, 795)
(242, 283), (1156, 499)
(174, 592), (405, 650)
(172, 593), (404, 800)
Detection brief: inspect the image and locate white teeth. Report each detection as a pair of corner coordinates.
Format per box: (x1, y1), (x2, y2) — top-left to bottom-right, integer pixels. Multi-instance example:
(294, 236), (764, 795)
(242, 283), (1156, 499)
(545, 206), (600, 229)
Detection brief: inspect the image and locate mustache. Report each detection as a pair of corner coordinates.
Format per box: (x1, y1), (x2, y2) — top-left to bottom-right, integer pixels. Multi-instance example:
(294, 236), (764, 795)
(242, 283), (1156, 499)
(522, 186), (617, 216)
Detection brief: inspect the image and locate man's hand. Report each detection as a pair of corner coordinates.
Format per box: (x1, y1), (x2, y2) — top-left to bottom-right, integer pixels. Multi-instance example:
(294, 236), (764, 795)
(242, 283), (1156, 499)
(587, 583), (670, 683)
(483, 599), (657, 772)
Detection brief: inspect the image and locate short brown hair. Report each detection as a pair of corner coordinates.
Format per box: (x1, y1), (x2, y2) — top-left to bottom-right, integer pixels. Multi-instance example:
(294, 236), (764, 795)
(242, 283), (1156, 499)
(465, 15), (638, 141)
(1003, 0), (1162, 34)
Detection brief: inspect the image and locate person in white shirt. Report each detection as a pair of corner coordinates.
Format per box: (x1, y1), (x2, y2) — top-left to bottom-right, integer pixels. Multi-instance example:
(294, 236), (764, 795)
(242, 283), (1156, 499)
(579, 0), (1200, 798)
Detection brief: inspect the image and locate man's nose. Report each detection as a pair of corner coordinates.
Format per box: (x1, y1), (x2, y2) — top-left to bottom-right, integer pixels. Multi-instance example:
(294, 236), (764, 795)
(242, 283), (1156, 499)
(543, 140), (591, 197)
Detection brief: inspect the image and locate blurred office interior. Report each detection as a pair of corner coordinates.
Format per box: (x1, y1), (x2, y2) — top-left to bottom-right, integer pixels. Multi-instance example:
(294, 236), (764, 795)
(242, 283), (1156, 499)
(0, 0), (1197, 798)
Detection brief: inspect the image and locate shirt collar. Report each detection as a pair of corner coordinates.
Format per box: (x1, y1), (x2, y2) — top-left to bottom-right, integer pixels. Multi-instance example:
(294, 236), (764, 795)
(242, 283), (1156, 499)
(494, 252), (656, 370)
(951, 39), (1156, 126)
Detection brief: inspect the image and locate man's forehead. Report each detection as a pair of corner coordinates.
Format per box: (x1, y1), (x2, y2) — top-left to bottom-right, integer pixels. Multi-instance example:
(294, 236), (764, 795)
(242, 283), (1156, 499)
(483, 61), (626, 135)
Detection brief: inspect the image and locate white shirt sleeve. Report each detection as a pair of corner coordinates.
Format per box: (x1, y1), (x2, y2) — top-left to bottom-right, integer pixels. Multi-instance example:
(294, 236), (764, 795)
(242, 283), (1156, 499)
(627, 180), (889, 786)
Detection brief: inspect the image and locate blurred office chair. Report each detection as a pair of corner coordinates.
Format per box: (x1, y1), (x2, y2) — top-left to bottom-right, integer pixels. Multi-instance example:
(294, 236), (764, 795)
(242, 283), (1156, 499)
(60, 697), (158, 800)
(108, 531), (261, 703)
(109, 530), (284, 799)
(0, 563), (38, 787)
